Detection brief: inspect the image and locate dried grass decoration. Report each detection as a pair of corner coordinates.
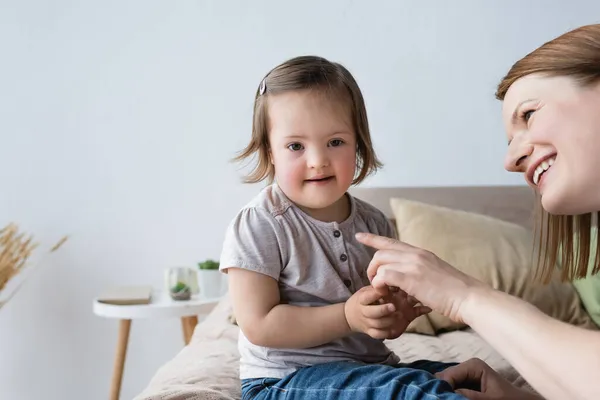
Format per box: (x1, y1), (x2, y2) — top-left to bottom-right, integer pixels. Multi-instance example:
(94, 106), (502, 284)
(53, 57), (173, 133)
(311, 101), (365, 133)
(0, 223), (68, 308)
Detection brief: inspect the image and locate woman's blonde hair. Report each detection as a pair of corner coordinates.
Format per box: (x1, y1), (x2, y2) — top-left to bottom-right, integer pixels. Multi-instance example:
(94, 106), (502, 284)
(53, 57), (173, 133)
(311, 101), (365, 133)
(234, 55), (382, 185)
(496, 24), (600, 282)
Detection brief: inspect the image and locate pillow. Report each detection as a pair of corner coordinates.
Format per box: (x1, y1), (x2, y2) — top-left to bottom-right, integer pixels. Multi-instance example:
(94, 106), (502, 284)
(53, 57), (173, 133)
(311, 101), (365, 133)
(390, 198), (597, 335)
(571, 227), (600, 326)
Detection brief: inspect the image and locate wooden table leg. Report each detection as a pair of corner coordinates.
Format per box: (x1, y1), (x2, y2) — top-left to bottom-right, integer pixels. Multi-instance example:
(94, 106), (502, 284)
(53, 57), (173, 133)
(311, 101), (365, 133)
(110, 319), (131, 400)
(181, 315), (198, 345)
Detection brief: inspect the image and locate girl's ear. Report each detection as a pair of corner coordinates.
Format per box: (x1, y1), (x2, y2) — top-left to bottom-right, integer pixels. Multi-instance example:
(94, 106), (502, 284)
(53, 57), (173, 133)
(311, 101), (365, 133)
(269, 147), (274, 165)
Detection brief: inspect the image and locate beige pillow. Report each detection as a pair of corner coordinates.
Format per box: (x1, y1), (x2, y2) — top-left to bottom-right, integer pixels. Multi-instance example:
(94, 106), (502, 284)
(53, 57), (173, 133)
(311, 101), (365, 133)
(390, 198), (597, 335)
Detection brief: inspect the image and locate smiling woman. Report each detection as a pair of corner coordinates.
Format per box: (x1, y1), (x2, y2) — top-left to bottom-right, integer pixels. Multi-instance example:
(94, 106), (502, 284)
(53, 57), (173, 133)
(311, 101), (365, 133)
(498, 29), (600, 283)
(359, 24), (600, 400)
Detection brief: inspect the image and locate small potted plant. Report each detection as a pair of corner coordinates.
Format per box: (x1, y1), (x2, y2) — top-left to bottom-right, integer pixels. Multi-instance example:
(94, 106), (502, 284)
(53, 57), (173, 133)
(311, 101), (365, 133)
(165, 267), (196, 301)
(197, 259), (222, 299)
(170, 280), (191, 301)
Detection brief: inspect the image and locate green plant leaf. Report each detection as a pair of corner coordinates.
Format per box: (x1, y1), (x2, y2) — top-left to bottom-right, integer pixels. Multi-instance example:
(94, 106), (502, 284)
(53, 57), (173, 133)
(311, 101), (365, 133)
(171, 281), (189, 292)
(198, 259), (220, 270)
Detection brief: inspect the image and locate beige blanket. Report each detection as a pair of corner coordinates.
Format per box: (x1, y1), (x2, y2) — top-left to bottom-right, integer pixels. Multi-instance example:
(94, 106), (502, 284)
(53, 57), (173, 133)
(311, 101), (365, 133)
(134, 296), (532, 400)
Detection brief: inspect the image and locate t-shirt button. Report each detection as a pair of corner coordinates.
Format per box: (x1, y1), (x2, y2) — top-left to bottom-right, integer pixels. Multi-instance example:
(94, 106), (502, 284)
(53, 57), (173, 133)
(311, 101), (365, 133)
(340, 254), (348, 262)
(344, 279), (352, 288)
(333, 230), (341, 238)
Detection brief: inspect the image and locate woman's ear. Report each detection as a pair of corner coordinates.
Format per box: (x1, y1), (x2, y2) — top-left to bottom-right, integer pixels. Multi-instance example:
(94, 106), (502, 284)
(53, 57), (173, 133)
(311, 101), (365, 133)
(269, 148), (274, 165)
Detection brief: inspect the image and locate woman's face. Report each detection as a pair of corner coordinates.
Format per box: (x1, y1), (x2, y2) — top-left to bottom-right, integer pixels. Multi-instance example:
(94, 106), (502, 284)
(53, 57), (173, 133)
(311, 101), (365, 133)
(502, 74), (600, 215)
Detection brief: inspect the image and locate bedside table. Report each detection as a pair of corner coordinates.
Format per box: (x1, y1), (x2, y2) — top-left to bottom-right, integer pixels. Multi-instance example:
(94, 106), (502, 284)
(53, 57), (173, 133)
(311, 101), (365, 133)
(93, 290), (221, 400)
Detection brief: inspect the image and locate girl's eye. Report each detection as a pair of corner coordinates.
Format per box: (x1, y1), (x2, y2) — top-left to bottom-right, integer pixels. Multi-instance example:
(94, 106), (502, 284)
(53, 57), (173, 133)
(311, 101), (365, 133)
(329, 139), (344, 147)
(521, 109), (535, 122)
(287, 143), (303, 151)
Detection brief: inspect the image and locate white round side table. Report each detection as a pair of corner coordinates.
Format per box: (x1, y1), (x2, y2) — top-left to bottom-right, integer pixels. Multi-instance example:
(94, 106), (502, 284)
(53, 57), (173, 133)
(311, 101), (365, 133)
(93, 290), (221, 400)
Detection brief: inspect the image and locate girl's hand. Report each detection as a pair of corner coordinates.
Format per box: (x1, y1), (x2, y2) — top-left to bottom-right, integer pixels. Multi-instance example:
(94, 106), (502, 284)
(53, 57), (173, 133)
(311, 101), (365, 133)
(344, 285), (430, 339)
(379, 288), (432, 339)
(356, 232), (488, 324)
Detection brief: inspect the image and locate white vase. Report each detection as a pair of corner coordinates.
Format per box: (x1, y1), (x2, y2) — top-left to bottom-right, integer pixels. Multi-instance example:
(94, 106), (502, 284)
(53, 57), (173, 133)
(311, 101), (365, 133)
(197, 270), (222, 299)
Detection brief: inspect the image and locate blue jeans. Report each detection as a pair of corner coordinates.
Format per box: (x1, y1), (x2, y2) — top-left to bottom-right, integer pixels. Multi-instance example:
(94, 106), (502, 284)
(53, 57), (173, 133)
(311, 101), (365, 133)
(241, 360), (467, 399)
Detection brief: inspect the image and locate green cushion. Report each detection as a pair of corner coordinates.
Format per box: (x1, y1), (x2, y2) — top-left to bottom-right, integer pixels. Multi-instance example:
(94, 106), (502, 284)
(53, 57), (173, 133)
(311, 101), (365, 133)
(572, 227), (600, 326)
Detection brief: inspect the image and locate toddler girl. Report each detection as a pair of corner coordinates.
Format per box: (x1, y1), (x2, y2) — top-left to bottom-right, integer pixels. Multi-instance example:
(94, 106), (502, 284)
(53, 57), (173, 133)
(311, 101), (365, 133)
(220, 55), (466, 400)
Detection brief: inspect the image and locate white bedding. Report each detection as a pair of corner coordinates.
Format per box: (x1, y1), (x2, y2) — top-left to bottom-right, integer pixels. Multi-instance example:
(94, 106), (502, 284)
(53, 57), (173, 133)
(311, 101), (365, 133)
(134, 296), (532, 400)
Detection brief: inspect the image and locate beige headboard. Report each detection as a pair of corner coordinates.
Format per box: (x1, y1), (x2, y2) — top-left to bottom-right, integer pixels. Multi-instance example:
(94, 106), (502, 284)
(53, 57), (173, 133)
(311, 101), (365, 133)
(349, 185), (535, 230)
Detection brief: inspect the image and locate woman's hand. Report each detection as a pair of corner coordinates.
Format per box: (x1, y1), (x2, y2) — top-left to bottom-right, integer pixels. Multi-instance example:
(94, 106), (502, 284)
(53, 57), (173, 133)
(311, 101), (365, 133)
(436, 358), (544, 400)
(356, 232), (488, 324)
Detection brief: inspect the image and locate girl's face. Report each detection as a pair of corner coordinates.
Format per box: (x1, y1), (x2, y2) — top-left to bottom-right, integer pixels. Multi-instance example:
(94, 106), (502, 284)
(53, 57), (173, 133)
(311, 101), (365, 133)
(503, 74), (600, 215)
(267, 90), (357, 221)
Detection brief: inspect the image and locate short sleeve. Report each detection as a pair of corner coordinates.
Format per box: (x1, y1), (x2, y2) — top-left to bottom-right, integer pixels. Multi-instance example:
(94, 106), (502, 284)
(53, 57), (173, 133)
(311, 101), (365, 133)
(384, 218), (398, 240)
(219, 207), (287, 281)
(369, 207), (397, 240)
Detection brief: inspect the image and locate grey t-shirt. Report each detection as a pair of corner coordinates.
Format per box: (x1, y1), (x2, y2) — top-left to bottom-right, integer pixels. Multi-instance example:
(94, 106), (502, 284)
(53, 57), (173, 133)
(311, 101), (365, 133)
(219, 184), (400, 379)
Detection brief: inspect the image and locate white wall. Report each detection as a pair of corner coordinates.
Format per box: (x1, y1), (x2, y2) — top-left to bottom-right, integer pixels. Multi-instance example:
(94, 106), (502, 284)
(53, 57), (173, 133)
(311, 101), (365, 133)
(1, 1), (598, 399)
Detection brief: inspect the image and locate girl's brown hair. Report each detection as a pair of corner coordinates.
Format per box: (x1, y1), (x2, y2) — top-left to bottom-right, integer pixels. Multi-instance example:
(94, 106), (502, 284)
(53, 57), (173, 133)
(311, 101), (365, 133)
(496, 24), (600, 282)
(234, 55), (382, 185)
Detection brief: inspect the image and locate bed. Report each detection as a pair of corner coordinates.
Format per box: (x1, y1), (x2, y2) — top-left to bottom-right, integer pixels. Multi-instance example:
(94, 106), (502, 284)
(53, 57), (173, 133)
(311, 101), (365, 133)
(134, 186), (597, 400)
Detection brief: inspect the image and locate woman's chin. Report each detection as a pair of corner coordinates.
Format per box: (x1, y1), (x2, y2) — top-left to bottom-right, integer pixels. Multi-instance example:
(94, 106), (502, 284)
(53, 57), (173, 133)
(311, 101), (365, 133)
(540, 188), (589, 215)
(541, 201), (568, 215)
(539, 184), (566, 214)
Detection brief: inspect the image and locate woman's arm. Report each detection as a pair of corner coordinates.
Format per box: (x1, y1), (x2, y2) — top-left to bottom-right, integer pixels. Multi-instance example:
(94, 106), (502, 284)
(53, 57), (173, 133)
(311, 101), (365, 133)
(462, 287), (600, 400)
(357, 232), (600, 400)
